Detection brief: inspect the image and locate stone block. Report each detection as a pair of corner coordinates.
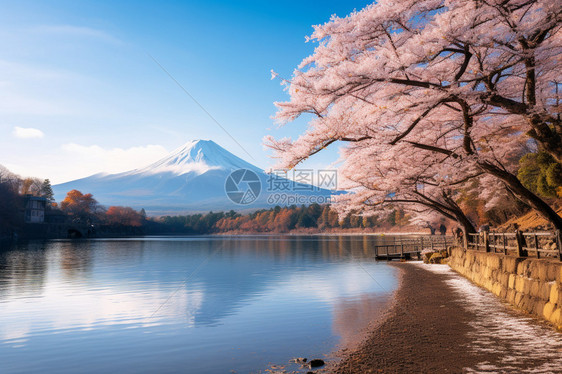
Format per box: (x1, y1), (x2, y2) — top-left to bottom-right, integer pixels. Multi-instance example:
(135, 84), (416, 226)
(550, 283), (560, 305)
(517, 261), (528, 276)
(500, 272), (509, 287)
(492, 283), (502, 296)
(549, 308), (561, 326)
(538, 263), (549, 282)
(535, 301), (546, 316)
(508, 274), (516, 289)
(540, 283), (552, 301)
(547, 264), (559, 282)
(520, 295), (532, 311)
(523, 278), (532, 294)
(507, 289), (516, 304)
(499, 287), (507, 299)
(530, 281), (540, 298)
(503, 257), (517, 273)
(543, 302), (555, 320)
(529, 262), (540, 279)
(515, 292), (523, 306)
(515, 276), (525, 293)
(487, 255), (501, 270)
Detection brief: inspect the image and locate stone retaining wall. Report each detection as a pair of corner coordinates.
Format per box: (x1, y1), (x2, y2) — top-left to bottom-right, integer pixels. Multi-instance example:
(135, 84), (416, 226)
(448, 247), (562, 330)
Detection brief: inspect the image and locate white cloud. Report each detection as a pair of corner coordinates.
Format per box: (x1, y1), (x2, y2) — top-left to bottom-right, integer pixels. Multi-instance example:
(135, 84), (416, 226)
(61, 143), (169, 176)
(1, 143), (170, 184)
(12, 126), (44, 139)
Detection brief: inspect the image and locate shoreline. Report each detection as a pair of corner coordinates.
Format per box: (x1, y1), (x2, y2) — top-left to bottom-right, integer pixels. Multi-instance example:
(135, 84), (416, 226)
(1, 232), (435, 244)
(328, 261), (474, 373)
(326, 262), (406, 368)
(329, 262), (480, 373)
(329, 262), (562, 373)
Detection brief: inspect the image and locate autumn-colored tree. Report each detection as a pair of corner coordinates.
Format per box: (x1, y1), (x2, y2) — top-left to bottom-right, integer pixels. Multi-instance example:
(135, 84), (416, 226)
(20, 177), (43, 196)
(273, 209), (293, 232)
(60, 190), (101, 224)
(105, 206), (143, 227)
(318, 205), (331, 229)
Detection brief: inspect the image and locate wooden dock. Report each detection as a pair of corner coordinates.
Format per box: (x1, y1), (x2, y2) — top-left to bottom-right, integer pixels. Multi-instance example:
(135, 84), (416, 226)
(373, 236), (452, 260)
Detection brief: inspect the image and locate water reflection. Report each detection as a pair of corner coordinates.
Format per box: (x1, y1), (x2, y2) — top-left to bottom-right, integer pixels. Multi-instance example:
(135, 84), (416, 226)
(0, 235), (397, 374)
(332, 293), (393, 349)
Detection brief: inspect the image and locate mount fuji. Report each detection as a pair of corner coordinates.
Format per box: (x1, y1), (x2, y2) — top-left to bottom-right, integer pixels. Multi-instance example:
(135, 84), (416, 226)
(52, 140), (334, 215)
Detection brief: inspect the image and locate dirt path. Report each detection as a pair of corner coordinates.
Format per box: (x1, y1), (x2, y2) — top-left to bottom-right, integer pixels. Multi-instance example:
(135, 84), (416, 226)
(332, 262), (562, 374)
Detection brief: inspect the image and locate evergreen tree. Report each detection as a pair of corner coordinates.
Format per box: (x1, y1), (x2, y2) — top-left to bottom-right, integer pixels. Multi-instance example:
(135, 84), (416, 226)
(518, 151), (562, 198)
(40, 179), (54, 202)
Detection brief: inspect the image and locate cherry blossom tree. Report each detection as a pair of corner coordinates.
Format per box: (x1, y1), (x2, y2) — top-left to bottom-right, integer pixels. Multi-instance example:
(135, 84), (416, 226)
(331, 138), (480, 233)
(267, 0), (562, 231)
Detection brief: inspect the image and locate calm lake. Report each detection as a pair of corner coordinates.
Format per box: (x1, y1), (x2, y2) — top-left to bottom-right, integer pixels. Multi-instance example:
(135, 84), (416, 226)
(0, 235), (398, 373)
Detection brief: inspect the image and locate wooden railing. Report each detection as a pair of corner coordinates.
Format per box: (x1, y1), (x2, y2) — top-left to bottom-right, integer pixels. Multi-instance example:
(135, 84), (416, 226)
(374, 235), (452, 259)
(467, 230), (562, 260)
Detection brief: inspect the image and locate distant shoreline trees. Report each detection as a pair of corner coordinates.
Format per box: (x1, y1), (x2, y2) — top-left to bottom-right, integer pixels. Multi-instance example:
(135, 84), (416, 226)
(157, 204), (390, 235)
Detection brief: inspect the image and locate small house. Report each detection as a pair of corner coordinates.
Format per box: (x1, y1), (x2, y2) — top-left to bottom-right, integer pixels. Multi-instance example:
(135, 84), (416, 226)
(24, 195), (47, 223)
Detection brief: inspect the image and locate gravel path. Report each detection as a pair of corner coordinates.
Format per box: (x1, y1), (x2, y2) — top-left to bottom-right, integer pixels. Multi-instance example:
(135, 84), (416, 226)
(332, 262), (562, 374)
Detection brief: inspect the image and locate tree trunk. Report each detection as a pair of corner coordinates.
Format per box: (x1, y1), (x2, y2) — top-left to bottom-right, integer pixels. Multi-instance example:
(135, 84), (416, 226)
(526, 117), (562, 164)
(454, 210), (476, 235)
(411, 191), (476, 236)
(479, 161), (562, 231)
(440, 190), (476, 235)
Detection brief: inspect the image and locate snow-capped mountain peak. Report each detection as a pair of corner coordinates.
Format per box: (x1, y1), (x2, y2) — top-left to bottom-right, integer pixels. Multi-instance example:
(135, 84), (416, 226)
(53, 139), (332, 214)
(135, 139), (259, 176)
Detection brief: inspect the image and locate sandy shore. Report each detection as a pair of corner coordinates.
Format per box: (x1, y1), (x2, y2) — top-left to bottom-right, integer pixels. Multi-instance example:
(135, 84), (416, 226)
(331, 262), (562, 374)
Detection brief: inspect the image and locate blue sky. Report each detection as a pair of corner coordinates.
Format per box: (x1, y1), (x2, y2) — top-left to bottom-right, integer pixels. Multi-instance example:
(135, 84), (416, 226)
(0, 0), (372, 183)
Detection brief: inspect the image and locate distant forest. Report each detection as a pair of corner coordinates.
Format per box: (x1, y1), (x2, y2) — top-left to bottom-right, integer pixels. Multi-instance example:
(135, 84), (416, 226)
(155, 204), (406, 235)
(3, 151), (560, 239)
(1, 164), (408, 238)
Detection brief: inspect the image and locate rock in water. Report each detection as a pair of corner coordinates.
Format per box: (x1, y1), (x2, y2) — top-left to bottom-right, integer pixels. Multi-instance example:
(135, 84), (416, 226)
(290, 357), (307, 364)
(308, 359), (325, 368)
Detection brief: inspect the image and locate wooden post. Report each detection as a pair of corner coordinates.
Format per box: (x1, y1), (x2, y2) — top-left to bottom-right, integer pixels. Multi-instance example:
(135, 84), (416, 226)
(400, 238), (404, 258)
(484, 232), (490, 253)
(515, 230), (526, 258)
(463, 232), (468, 251)
(503, 234), (507, 255)
(430, 236), (434, 252)
(534, 234), (540, 259)
(555, 230), (562, 261)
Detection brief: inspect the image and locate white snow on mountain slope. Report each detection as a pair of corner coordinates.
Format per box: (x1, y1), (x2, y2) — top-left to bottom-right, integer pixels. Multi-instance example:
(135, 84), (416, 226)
(52, 140), (333, 214)
(133, 140), (260, 176)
